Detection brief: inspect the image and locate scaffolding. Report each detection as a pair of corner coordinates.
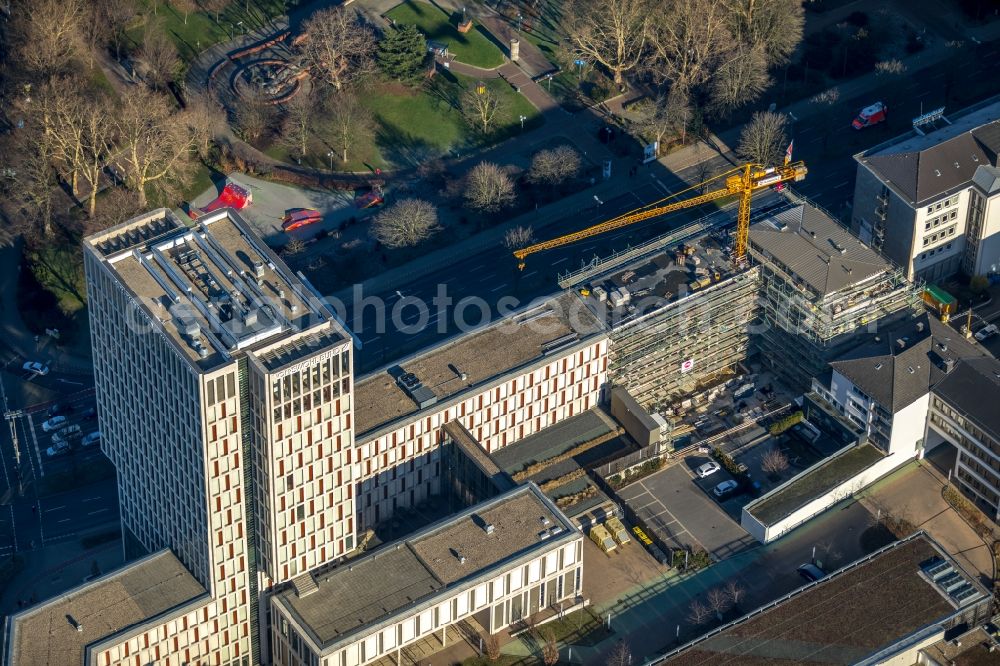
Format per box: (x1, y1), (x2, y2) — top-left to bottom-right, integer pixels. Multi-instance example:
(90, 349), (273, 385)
(751, 253), (923, 392)
(608, 267), (761, 414)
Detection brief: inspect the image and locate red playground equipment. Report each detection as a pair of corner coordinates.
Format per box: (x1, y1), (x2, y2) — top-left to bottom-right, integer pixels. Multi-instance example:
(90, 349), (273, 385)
(187, 180), (253, 219)
(281, 208), (323, 232)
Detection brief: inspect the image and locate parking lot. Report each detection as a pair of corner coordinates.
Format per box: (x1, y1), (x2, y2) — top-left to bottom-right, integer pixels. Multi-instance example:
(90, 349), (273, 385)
(618, 459), (755, 560)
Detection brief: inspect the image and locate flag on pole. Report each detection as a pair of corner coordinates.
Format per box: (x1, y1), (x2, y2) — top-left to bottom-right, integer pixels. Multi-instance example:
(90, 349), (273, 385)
(784, 140), (794, 165)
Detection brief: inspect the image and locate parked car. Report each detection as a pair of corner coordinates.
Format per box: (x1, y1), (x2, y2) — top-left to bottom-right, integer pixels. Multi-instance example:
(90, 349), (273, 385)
(51, 425), (82, 445)
(712, 479), (739, 498)
(41, 415), (67, 432)
(696, 461), (721, 478)
(81, 431), (102, 448)
(81, 407), (97, 420)
(46, 440), (71, 457)
(22, 361), (49, 376)
(797, 563), (827, 582)
(975, 323), (998, 342)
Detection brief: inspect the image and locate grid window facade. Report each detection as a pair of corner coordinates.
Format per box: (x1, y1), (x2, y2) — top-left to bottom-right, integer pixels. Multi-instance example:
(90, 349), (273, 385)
(356, 342), (608, 529)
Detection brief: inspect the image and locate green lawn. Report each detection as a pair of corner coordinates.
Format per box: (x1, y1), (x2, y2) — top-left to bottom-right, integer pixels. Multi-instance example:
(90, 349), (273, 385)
(266, 72), (541, 170)
(385, 1), (504, 69)
(130, 0), (293, 63)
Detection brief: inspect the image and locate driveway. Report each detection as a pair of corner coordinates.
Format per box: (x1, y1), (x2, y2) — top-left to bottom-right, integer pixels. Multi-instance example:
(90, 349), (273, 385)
(618, 461), (755, 560)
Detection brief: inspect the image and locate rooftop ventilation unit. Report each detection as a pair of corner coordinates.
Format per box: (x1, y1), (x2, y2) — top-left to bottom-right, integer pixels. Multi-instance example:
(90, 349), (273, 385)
(484, 523), (495, 535)
(916, 321), (925, 332)
(396, 371), (438, 409)
(253, 261), (265, 278)
(896, 338), (906, 349)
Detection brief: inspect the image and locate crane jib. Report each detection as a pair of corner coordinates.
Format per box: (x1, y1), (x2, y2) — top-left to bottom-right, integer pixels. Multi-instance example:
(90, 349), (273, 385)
(514, 161), (807, 269)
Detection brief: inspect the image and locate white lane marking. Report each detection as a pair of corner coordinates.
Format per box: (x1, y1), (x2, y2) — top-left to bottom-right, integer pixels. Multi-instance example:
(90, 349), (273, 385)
(832, 181), (851, 190)
(490, 284), (508, 293)
(43, 505), (66, 513)
(522, 270), (538, 278)
(553, 257), (569, 265)
(87, 509), (109, 516)
(27, 415), (44, 478)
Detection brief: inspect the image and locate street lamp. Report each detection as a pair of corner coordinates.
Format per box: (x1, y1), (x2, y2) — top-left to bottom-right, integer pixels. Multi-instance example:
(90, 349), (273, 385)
(519, 114), (527, 130)
(326, 151), (335, 170)
(593, 195), (603, 205)
(237, 21), (245, 35)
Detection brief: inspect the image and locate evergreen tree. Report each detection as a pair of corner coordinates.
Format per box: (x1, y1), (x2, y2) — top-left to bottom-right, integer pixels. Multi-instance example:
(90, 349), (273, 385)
(377, 24), (429, 83)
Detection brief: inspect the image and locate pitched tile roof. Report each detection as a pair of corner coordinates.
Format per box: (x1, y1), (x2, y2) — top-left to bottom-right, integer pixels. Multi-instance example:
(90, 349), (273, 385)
(829, 312), (986, 412)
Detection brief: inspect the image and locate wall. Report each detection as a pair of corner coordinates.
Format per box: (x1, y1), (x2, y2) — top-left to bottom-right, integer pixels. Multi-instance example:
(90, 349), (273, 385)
(272, 539), (584, 666)
(888, 395), (929, 457)
(91, 598), (239, 666)
(743, 450), (911, 543)
(354, 340), (608, 529)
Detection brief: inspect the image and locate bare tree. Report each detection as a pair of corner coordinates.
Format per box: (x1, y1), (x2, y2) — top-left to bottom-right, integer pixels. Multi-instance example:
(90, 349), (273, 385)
(9, 0), (86, 76)
(114, 87), (199, 207)
(464, 162), (516, 213)
(9, 131), (60, 238)
(503, 225), (535, 251)
(173, 0), (199, 25)
(82, 187), (142, 236)
(539, 627), (559, 665)
(234, 89), (276, 144)
(706, 587), (733, 618)
(282, 238), (307, 257)
(709, 45), (771, 118)
(282, 93), (316, 159)
(300, 7), (376, 91)
(201, 0), (230, 24)
(687, 599), (712, 625)
(760, 446), (791, 475)
(461, 85), (506, 136)
(95, 0), (138, 61)
(607, 639), (632, 666)
(629, 89), (692, 150)
(185, 92), (227, 159)
(326, 92), (374, 164)
(721, 0), (804, 67)
(371, 199), (441, 248)
(528, 146), (582, 186)
(724, 579), (746, 609)
(646, 0), (732, 92)
(565, 0), (650, 86)
(138, 21), (180, 90)
(483, 633), (502, 662)
(76, 96), (118, 217)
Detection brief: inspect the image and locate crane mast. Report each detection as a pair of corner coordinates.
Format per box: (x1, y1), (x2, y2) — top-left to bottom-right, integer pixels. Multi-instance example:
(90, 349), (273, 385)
(513, 161), (807, 270)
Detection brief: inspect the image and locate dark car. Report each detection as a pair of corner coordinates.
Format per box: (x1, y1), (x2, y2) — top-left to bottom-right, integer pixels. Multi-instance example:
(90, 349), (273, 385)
(47, 403), (64, 417)
(797, 563), (827, 582)
(82, 407), (97, 420)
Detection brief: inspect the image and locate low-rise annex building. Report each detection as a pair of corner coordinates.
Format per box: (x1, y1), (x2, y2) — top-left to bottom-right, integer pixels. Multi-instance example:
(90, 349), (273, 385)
(270, 483), (582, 666)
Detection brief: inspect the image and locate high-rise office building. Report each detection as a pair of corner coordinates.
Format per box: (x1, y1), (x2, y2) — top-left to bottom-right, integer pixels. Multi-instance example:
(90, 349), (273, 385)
(81, 208), (354, 663)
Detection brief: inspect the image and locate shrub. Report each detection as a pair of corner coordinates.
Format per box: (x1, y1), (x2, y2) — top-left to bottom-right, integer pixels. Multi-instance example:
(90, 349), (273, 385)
(769, 411), (804, 436)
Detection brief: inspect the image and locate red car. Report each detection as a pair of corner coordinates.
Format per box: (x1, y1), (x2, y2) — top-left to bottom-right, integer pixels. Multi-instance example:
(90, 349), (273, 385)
(852, 101), (887, 130)
(281, 208), (322, 232)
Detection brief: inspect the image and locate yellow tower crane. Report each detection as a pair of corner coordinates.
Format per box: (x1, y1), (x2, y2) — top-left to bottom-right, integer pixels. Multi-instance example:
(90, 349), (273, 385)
(513, 161), (808, 270)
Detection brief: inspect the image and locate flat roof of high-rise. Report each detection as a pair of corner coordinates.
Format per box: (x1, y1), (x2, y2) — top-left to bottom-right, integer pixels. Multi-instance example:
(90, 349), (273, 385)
(353, 292), (605, 437)
(6, 550), (208, 666)
(273, 483), (578, 651)
(85, 208), (342, 371)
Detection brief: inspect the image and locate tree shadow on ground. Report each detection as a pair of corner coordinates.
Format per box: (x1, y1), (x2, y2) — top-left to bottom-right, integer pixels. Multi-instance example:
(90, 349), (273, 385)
(373, 122), (444, 168)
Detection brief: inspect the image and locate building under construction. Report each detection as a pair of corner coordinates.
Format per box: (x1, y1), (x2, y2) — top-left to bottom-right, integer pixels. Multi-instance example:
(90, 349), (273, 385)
(748, 201), (923, 392)
(574, 227), (761, 417)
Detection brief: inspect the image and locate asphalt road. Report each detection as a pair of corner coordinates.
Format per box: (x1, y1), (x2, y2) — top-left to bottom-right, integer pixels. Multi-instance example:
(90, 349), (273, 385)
(0, 369), (118, 558)
(347, 170), (786, 374)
